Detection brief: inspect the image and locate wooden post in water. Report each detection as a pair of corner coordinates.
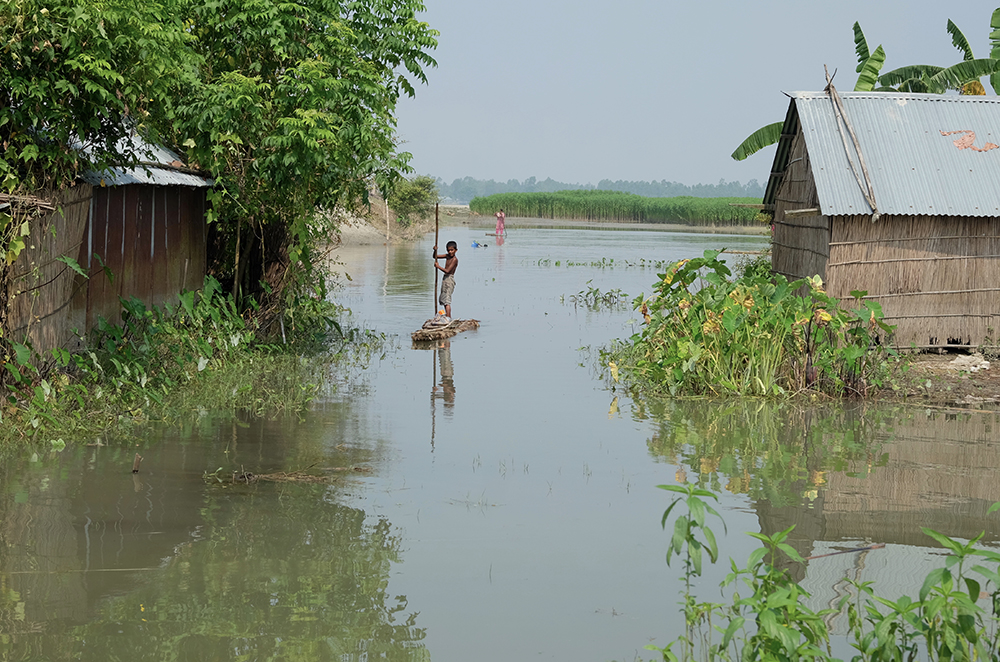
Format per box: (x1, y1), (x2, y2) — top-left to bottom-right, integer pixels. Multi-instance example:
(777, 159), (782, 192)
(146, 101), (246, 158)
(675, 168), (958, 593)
(433, 203), (439, 315)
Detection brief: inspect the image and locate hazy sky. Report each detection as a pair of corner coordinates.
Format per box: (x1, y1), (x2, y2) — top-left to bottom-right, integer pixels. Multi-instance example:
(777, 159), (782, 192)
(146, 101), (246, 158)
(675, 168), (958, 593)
(395, 1), (998, 187)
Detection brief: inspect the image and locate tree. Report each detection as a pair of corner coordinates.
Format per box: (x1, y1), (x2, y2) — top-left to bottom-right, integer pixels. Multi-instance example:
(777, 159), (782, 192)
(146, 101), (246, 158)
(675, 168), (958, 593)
(388, 175), (437, 226)
(161, 0), (439, 306)
(0, 0), (194, 192)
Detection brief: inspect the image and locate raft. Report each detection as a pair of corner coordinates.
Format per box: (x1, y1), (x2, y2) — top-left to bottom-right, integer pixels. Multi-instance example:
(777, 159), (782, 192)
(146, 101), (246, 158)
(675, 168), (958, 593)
(411, 319), (480, 341)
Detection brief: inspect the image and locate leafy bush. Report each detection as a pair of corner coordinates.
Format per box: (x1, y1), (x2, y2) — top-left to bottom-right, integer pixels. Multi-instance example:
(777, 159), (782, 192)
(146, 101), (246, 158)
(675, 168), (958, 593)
(388, 175), (438, 226)
(606, 249), (899, 397)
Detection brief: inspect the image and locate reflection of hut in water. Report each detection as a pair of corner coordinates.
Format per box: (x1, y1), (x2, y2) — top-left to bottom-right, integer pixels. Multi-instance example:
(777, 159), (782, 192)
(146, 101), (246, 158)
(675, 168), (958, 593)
(754, 411), (1000, 615)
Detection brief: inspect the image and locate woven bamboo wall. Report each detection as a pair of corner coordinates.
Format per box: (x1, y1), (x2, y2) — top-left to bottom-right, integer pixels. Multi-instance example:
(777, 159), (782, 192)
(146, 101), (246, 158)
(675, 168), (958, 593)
(7, 185), (93, 354)
(771, 127), (829, 282)
(827, 214), (1000, 349)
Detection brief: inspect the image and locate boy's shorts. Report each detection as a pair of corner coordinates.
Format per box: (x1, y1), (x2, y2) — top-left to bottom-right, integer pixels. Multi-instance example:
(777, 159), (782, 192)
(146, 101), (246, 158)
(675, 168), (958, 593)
(439, 275), (455, 306)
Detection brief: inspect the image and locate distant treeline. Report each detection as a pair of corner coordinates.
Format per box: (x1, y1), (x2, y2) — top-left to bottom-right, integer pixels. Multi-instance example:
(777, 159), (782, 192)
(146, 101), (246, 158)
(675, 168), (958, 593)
(469, 191), (763, 225)
(437, 176), (764, 204)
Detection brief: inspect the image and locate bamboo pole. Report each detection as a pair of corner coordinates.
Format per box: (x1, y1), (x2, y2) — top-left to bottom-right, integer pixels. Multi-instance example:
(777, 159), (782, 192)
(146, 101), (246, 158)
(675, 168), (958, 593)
(433, 203), (439, 315)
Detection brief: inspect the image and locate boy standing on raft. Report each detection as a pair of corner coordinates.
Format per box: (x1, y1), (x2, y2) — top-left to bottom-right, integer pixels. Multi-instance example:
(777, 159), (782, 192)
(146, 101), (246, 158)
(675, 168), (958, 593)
(433, 241), (458, 320)
(495, 209), (506, 235)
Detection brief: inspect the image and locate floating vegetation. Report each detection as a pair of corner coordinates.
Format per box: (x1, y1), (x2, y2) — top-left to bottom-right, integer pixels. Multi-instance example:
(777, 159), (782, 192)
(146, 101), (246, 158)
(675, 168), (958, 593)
(536, 254), (761, 270)
(203, 464), (372, 485)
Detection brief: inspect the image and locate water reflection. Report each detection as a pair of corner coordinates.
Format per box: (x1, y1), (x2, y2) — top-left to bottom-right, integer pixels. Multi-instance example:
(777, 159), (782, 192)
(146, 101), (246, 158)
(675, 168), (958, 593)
(412, 338), (458, 450)
(639, 398), (1000, 609)
(434, 340), (456, 413)
(0, 417), (427, 661)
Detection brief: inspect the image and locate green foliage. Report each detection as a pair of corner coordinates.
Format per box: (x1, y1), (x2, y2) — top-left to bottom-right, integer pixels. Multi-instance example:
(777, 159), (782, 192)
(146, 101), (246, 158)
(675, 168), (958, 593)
(163, 0), (439, 305)
(606, 249), (899, 397)
(948, 19), (976, 62)
(880, 59), (1000, 94)
(0, 0), (194, 190)
(990, 9), (1000, 94)
(470, 191), (762, 225)
(0, 0), (196, 268)
(855, 45), (887, 92)
(731, 122), (785, 162)
(651, 488), (1000, 662)
(388, 175), (438, 226)
(0, 276), (369, 444)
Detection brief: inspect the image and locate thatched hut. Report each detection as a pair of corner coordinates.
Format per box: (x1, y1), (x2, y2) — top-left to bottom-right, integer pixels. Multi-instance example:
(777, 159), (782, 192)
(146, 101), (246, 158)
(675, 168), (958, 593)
(4, 136), (211, 353)
(766, 90), (1000, 350)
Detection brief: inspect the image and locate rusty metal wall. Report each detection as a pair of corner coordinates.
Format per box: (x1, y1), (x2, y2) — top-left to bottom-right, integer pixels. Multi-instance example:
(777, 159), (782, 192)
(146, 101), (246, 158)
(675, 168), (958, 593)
(7, 185), (93, 354)
(79, 185), (207, 329)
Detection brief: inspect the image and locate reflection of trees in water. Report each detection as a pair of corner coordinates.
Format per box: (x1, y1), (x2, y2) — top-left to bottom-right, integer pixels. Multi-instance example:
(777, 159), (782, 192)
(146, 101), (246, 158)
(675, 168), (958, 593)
(74, 487), (426, 660)
(640, 399), (892, 507)
(0, 420), (426, 661)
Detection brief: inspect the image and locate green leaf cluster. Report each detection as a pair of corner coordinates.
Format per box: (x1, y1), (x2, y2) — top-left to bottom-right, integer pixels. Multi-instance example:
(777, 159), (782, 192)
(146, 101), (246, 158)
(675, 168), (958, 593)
(162, 0), (439, 305)
(606, 250), (899, 397)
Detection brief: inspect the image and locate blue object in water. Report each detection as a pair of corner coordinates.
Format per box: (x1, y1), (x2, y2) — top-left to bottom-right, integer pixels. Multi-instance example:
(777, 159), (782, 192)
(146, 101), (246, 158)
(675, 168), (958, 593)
(471, 241), (480, 247)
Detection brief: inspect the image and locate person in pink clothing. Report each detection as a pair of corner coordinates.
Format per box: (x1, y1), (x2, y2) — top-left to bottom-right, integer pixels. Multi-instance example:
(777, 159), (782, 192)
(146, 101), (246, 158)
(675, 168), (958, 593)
(495, 208), (506, 236)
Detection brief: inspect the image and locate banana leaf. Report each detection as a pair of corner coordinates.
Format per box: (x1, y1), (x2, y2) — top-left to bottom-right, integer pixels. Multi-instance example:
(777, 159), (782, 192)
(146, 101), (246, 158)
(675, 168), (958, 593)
(731, 122), (784, 162)
(854, 45), (885, 91)
(853, 22), (870, 73)
(879, 64), (943, 88)
(929, 58), (1000, 92)
(947, 19), (974, 61)
(990, 8), (1000, 93)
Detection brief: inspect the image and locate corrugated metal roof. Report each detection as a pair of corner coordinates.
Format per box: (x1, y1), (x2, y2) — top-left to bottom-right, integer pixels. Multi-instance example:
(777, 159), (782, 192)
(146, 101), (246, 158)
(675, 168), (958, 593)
(77, 133), (213, 188)
(789, 90), (1000, 217)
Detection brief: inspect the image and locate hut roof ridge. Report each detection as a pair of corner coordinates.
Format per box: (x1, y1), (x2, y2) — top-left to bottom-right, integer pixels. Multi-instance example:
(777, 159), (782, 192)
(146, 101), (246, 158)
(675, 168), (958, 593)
(766, 90), (1000, 217)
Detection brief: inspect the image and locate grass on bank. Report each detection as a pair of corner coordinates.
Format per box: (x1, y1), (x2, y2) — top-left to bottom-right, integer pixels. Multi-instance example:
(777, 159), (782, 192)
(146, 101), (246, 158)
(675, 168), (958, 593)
(603, 249), (901, 398)
(469, 190), (765, 225)
(0, 276), (384, 449)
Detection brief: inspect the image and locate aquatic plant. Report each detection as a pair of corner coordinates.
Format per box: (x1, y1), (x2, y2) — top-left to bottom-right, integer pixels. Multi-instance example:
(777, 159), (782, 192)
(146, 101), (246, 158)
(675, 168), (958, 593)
(606, 249), (900, 397)
(565, 281), (630, 311)
(651, 486), (1000, 661)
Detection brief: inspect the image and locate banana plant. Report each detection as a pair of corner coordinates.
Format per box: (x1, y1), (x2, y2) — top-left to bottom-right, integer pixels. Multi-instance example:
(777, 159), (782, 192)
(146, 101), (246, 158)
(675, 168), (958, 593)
(732, 22), (883, 161)
(878, 18), (1000, 94)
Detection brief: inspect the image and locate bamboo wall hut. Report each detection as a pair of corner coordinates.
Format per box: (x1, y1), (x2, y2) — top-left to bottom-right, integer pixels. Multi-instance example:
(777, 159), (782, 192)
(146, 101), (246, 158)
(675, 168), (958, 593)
(4, 136), (212, 354)
(766, 90), (1000, 350)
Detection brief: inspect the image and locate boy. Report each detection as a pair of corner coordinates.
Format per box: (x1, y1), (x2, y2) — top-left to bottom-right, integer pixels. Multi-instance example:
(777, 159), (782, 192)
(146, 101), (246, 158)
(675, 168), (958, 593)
(433, 241), (458, 319)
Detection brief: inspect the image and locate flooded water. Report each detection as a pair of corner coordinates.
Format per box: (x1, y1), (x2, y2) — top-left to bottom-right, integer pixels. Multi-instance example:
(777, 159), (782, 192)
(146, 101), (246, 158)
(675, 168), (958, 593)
(2, 222), (999, 661)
